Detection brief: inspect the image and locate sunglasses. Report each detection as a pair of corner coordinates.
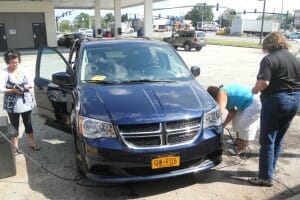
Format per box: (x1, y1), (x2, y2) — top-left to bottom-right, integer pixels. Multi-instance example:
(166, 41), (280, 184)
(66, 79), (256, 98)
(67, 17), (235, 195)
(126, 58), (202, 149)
(7, 52), (18, 57)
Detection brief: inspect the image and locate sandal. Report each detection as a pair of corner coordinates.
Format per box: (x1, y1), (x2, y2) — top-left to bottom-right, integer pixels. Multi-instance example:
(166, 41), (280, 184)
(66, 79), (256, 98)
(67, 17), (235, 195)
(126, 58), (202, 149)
(228, 147), (246, 155)
(248, 177), (273, 187)
(30, 144), (41, 151)
(228, 140), (247, 155)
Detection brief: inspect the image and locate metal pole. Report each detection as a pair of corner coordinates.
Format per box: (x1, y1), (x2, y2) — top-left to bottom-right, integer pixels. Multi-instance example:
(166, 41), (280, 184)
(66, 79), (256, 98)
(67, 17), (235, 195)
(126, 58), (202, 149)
(259, 0), (266, 45)
(201, 11), (204, 29)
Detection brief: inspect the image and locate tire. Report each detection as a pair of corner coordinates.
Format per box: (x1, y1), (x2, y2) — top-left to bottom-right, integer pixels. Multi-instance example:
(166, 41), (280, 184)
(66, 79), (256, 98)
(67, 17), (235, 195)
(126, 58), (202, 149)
(72, 118), (87, 175)
(184, 43), (191, 51)
(75, 139), (88, 176)
(196, 47), (202, 51)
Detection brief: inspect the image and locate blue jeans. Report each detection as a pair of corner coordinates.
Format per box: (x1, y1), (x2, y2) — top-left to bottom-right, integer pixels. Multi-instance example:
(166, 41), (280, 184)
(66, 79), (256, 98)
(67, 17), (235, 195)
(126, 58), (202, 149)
(259, 91), (300, 180)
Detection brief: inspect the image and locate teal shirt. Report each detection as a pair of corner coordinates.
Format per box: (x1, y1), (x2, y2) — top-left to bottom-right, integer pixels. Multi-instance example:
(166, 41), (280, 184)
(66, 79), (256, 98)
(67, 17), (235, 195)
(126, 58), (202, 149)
(220, 84), (253, 111)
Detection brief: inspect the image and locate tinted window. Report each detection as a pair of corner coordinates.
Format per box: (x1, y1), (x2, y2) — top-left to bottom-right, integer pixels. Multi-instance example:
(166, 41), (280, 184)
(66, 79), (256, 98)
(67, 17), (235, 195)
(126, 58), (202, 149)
(178, 31), (194, 37)
(196, 32), (206, 37)
(80, 43), (192, 83)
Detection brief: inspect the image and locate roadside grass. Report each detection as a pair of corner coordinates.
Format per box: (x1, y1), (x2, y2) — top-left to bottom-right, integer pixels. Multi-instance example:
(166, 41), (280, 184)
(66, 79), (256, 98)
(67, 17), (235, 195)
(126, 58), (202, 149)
(207, 38), (261, 48)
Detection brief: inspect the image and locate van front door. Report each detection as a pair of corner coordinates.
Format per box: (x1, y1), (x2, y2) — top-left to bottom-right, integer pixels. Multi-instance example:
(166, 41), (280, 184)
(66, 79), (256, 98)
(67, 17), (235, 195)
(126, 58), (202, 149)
(35, 47), (74, 133)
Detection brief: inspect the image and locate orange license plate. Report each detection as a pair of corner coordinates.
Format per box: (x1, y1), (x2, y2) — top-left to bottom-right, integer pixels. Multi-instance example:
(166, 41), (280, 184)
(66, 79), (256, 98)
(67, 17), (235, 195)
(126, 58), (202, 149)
(151, 156), (180, 169)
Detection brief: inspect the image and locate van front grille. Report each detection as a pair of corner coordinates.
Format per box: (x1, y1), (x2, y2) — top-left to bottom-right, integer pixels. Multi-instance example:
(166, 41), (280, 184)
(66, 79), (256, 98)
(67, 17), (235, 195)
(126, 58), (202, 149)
(118, 118), (201, 148)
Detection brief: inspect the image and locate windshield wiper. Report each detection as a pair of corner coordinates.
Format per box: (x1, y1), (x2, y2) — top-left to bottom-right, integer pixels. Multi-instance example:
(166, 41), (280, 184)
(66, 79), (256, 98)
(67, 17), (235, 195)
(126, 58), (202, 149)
(120, 79), (177, 84)
(82, 80), (116, 85)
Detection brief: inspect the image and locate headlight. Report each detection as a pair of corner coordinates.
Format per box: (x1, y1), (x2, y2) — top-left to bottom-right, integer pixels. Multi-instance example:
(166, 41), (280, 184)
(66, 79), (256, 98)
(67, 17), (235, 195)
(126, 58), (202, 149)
(79, 116), (116, 139)
(203, 106), (222, 129)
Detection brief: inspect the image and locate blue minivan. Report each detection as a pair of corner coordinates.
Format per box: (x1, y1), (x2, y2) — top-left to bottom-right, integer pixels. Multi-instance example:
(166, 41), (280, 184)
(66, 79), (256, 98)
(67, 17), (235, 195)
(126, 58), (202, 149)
(34, 38), (223, 183)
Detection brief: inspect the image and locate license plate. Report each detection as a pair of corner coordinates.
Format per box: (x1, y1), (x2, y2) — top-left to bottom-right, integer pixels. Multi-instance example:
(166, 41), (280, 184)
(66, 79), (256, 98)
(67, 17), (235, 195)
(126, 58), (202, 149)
(151, 156), (180, 169)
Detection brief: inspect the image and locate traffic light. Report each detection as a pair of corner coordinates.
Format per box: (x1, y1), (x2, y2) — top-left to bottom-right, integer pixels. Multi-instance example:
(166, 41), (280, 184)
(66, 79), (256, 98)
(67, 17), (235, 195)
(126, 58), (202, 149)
(159, 14), (161, 18)
(243, 10), (246, 15)
(254, 9), (257, 13)
(216, 3), (219, 11)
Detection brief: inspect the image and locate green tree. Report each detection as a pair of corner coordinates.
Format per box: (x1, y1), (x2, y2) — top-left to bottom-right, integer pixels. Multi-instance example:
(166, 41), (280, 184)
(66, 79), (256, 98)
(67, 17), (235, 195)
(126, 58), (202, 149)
(218, 8), (236, 28)
(286, 13), (295, 29)
(105, 13), (115, 22)
(59, 20), (72, 33)
(121, 14), (128, 22)
(103, 13), (115, 27)
(185, 3), (214, 27)
(73, 12), (90, 30)
(256, 15), (277, 20)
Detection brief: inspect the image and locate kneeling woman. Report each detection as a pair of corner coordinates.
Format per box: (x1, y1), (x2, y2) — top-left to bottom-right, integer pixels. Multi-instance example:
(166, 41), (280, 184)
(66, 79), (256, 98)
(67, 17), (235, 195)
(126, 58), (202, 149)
(207, 84), (261, 155)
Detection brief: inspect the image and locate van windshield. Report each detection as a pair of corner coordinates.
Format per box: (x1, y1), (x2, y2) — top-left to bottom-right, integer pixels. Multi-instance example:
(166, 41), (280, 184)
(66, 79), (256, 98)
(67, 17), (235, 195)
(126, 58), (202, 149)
(80, 43), (192, 83)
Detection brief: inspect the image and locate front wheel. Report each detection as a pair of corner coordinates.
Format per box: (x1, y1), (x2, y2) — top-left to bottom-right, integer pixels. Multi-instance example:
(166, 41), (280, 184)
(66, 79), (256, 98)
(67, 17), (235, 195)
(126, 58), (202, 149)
(184, 43), (191, 51)
(195, 47), (202, 51)
(72, 118), (87, 175)
(74, 137), (88, 176)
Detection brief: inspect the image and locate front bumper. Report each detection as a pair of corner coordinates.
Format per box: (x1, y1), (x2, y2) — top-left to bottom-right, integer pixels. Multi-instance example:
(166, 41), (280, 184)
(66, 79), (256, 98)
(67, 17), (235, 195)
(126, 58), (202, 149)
(83, 128), (222, 183)
(191, 42), (207, 48)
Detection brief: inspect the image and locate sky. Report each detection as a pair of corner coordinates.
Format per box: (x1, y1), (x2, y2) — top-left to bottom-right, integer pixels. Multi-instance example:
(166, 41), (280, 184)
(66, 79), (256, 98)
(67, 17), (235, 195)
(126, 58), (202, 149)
(55, 0), (299, 21)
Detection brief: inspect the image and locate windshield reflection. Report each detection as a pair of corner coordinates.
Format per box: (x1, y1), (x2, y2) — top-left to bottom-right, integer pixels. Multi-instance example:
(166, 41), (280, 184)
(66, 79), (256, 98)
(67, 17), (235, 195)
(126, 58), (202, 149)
(80, 43), (191, 83)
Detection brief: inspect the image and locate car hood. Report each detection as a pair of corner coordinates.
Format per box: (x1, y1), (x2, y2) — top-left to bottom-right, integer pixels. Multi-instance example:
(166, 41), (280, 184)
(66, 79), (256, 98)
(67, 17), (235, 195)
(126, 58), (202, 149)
(79, 80), (215, 124)
(163, 37), (171, 42)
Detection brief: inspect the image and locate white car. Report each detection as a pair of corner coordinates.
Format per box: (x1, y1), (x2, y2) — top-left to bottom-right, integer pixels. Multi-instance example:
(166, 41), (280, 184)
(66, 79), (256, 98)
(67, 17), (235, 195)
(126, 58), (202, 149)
(124, 27), (134, 33)
(78, 28), (93, 38)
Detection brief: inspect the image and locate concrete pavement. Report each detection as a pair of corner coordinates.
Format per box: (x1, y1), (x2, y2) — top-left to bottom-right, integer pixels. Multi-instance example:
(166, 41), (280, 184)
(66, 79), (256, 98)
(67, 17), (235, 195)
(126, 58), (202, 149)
(0, 45), (299, 200)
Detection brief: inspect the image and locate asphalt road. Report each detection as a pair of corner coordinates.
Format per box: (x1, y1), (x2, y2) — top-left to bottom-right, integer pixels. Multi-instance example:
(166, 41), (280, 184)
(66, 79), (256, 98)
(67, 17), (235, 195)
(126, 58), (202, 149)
(0, 45), (299, 200)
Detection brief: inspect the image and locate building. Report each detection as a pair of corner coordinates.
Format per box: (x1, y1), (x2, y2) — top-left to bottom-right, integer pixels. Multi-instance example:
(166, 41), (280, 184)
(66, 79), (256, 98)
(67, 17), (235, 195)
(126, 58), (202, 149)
(294, 9), (300, 29)
(0, 0), (164, 51)
(0, 2), (56, 50)
(153, 19), (170, 32)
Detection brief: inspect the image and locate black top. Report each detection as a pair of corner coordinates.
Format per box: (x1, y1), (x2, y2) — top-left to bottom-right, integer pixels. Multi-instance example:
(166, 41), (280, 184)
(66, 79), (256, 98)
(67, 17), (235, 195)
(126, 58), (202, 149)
(257, 49), (300, 94)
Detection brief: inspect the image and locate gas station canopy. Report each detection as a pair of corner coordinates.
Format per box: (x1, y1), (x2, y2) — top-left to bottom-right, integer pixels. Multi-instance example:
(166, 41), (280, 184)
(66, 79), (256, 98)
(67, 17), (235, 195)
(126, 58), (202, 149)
(0, 0), (164, 9)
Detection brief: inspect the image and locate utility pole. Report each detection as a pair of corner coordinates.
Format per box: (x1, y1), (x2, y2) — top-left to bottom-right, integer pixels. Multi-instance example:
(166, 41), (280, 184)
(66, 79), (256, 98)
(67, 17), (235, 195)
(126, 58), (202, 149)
(259, 0), (266, 45)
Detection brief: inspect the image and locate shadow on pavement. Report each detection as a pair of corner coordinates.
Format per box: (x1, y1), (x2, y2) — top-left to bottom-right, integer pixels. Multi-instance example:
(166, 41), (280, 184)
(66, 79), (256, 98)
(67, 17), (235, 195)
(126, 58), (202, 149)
(19, 111), (250, 199)
(271, 185), (300, 200)
(18, 111), (300, 199)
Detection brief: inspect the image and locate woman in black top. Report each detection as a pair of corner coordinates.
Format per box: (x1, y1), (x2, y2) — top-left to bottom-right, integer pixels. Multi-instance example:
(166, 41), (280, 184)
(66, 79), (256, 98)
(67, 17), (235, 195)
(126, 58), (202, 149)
(249, 32), (300, 186)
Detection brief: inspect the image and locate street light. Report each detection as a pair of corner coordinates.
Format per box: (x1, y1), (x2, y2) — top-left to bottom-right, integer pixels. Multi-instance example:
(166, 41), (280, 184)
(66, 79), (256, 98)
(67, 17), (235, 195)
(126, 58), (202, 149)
(81, 17), (85, 28)
(259, 0), (266, 45)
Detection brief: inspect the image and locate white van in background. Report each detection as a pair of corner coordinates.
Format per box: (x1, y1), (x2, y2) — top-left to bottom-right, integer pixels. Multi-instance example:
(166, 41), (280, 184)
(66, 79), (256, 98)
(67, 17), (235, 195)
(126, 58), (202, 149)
(78, 28), (94, 37)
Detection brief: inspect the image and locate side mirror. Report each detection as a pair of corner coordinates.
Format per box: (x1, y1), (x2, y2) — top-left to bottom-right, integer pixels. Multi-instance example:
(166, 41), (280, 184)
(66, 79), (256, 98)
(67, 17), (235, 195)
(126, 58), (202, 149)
(191, 66), (201, 77)
(52, 72), (73, 86)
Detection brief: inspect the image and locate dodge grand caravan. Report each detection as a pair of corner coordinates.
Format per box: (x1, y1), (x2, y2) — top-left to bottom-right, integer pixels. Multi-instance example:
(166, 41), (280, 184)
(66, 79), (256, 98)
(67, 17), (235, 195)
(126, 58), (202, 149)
(34, 38), (223, 183)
